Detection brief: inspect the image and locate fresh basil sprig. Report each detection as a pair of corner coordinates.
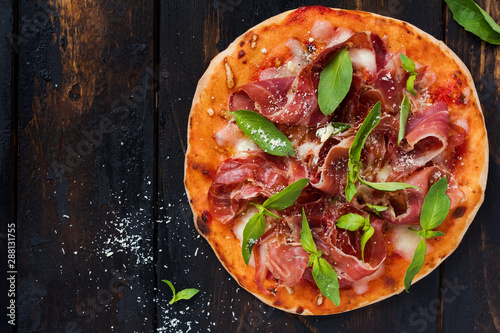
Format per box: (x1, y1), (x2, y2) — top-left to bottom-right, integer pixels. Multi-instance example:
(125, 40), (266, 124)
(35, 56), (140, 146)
(300, 208), (340, 306)
(345, 102), (417, 201)
(445, 0), (500, 45)
(318, 48), (353, 116)
(162, 280), (199, 305)
(346, 102), (382, 201)
(404, 177), (450, 292)
(400, 54), (417, 95)
(398, 93), (411, 145)
(241, 178), (309, 265)
(232, 110), (295, 157)
(358, 177), (420, 192)
(337, 213), (374, 262)
(366, 203), (388, 217)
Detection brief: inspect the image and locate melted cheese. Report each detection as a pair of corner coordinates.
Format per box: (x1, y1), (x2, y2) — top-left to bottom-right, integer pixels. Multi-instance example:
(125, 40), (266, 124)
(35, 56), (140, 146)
(310, 20), (335, 42)
(232, 206), (259, 242)
(391, 225), (434, 261)
(215, 122), (242, 147)
(352, 263), (386, 295)
(296, 142), (317, 160)
(349, 48), (377, 74)
(235, 137), (259, 153)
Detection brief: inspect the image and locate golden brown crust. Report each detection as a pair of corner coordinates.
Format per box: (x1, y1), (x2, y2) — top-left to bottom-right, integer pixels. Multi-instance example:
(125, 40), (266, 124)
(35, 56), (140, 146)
(184, 6), (488, 315)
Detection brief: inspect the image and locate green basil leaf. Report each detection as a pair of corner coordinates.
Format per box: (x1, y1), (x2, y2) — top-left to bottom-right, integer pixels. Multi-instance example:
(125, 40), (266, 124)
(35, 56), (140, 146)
(358, 176), (421, 192)
(420, 177), (451, 231)
(404, 237), (427, 292)
(331, 123), (352, 135)
(312, 257), (341, 306)
(398, 94), (411, 145)
(300, 208), (318, 254)
(336, 213), (366, 231)
(318, 48), (353, 116)
(241, 211), (266, 265)
(400, 54), (417, 75)
(445, 0), (500, 45)
(232, 110), (295, 157)
(419, 230), (446, 239)
(262, 208), (281, 219)
(345, 163), (359, 202)
(162, 280), (200, 305)
(406, 75), (417, 96)
(345, 101), (382, 201)
(263, 178), (309, 210)
(366, 203), (388, 217)
(360, 225), (375, 262)
(162, 279), (176, 299)
(174, 288), (200, 304)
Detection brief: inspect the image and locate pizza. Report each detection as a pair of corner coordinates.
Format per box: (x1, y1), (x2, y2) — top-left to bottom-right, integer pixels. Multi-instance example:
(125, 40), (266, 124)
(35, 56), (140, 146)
(184, 6), (488, 315)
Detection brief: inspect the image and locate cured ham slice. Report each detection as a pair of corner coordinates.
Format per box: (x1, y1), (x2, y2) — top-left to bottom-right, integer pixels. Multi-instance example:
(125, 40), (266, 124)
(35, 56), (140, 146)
(397, 102), (450, 168)
(207, 154), (290, 224)
(308, 137), (354, 197)
(229, 32), (377, 126)
(381, 165), (463, 225)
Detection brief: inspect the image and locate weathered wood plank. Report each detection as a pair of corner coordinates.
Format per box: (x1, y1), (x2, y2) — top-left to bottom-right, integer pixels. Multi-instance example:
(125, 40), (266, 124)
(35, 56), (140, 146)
(158, 0), (445, 332)
(0, 0), (15, 331)
(442, 0), (500, 332)
(17, 1), (156, 332)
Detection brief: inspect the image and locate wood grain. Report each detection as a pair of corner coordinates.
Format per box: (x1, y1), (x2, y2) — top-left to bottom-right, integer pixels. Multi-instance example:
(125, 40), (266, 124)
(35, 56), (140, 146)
(442, 0), (500, 332)
(0, 0), (14, 332)
(3, 0), (498, 331)
(17, 1), (155, 331)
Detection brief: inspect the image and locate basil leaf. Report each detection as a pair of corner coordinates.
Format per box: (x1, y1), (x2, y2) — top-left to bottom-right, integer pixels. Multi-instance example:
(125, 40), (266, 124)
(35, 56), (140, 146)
(241, 211), (266, 265)
(174, 288), (200, 303)
(263, 178), (309, 210)
(404, 237), (427, 292)
(300, 208), (318, 254)
(312, 257), (341, 306)
(398, 94), (411, 145)
(406, 75), (417, 96)
(400, 54), (417, 75)
(336, 213), (366, 231)
(418, 230), (446, 239)
(163, 279), (176, 299)
(318, 48), (353, 116)
(400, 54), (417, 95)
(366, 203), (388, 217)
(345, 168), (359, 202)
(420, 177), (451, 231)
(308, 251), (321, 267)
(358, 176), (420, 192)
(445, 0), (500, 45)
(232, 110), (295, 157)
(262, 208), (281, 219)
(162, 280), (200, 305)
(345, 101), (382, 201)
(360, 224), (375, 262)
(331, 123), (351, 135)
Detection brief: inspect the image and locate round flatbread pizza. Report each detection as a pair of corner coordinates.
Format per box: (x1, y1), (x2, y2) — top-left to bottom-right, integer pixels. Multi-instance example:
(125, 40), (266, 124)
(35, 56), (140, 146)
(184, 6), (488, 315)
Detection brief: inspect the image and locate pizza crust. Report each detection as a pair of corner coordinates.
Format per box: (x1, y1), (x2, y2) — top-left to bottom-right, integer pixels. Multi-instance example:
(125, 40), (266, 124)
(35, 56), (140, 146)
(184, 6), (488, 315)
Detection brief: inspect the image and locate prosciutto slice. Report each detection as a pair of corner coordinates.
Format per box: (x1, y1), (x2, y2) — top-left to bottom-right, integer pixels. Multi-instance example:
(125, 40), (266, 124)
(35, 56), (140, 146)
(266, 243), (310, 287)
(308, 137), (354, 196)
(382, 165), (463, 225)
(403, 102), (450, 165)
(208, 154), (291, 224)
(229, 32), (375, 126)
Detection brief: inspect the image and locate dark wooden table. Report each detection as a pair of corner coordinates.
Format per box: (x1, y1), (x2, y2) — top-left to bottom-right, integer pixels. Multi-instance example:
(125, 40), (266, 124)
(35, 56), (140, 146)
(1, 0), (499, 332)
